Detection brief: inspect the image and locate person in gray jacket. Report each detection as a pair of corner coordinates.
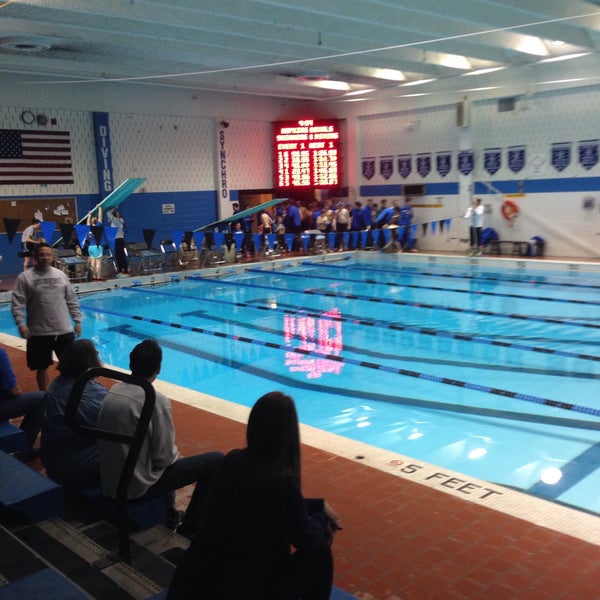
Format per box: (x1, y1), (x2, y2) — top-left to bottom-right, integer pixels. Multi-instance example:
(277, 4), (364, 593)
(11, 243), (82, 391)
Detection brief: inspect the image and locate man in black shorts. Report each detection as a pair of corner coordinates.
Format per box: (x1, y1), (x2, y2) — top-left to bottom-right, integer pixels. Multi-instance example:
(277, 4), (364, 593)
(11, 243), (82, 390)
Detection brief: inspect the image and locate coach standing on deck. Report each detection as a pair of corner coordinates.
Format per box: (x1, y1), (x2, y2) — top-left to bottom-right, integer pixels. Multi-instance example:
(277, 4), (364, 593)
(11, 243), (82, 391)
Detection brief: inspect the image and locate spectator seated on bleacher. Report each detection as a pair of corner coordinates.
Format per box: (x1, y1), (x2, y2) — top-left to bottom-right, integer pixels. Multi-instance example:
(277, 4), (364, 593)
(527, 236), (545, 257)
(40, 339), (108, 487)
(481, 227), (499, 251)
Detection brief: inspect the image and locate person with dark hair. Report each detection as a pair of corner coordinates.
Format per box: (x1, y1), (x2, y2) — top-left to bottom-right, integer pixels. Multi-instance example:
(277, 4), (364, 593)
(20, 218), (41, 270)
(106, 207), (128, 276)
(167, 391), (340, 600)
(39, 339), (106, 486)
(464, 197), (485, 256)
(0, 346), (45, 459)
(11, 243), (83, 391)
(97, 339), (223, 530)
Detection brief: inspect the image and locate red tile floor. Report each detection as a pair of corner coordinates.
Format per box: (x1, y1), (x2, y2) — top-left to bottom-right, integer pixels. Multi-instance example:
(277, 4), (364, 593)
(3, 340), (600, 600)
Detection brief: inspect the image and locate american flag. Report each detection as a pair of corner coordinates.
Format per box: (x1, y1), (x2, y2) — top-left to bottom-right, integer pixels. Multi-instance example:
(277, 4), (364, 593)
(0, 129), (74, 185)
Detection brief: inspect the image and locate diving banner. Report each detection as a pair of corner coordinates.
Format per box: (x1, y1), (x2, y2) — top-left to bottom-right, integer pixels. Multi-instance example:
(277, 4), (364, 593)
(551, 142), (571, 172)
(507, 145), (526, 173)
(578, 140), (598, 170)
(416, 153), (431, 178)
(436, 151), (452, 177)
(397, 154), (412, 179)
(362, 157), (375, 180)
(457, 150), (473, 175)
(483, 148), (501, 175)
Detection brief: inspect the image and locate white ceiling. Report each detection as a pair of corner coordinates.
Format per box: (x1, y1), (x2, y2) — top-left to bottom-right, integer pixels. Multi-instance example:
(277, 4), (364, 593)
(2, 0), (600, 104)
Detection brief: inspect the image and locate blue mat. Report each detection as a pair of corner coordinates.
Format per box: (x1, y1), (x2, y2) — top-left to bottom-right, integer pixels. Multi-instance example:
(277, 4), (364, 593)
(0, 568), (89, 599)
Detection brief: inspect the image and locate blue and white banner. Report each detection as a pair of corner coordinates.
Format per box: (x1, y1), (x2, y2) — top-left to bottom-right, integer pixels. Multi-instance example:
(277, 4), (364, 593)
(436, 151), (452, 177)
(397, 154), (412, 179)
(457, 150), (474, 175)
(578, 140), (598, 170)
(362, 157), (376, 180)
(507, 145), (526, 173)
(380, 155), (394, 180)
(416, 153), (431, 178)
(551, 142), (571, 172)
(93, 112), (114, 197)
(483, 148), (501, 175)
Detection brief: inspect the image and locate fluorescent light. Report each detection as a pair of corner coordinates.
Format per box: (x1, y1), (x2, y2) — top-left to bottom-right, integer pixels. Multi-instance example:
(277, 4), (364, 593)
(438, 54), (471, 70)
(344, 88), (376, 96)
(401, 78), (436, 87)
(309, 79), (351, 91)
(515, 36), (548, 57)
(538, 52), (591, 64)
(463, 67), (506, 76)
(397, 92), (431, 98)
(373, 68), (405, 81)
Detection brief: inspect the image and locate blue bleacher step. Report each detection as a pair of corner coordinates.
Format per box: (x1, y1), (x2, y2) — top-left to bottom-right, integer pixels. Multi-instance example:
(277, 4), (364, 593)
(0, 420), (26, 453)
(0, 450), (64, 522)
(331, 585), (358, 599)
(0, 568), (90, 599)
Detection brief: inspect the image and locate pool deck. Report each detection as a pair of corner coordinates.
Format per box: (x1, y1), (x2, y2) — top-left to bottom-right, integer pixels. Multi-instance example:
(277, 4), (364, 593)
(2, 253), (600, 599)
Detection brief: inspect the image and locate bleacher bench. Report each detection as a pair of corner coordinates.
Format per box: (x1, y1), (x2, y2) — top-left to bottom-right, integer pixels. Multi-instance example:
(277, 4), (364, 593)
(0, 568), (89, 599)
(0, 420), (26, 453)
(488, 240), (529, 256)
(0, 450), (64, 522)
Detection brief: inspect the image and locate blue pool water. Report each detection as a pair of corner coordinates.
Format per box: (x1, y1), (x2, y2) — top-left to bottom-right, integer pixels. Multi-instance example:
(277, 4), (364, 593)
(2, 255), (599, 515)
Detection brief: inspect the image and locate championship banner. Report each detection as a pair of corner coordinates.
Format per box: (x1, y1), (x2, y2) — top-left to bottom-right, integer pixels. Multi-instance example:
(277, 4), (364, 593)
(551, 142), (571, 172)
(457, 150), (473, 175)
(436, 151), (452, 177)
(578, 140), (598, 170)
(362, 157), (376, 180)
(507, 145), (526, 173)
(483, 148), (502, 175)
(397, 154), (412, 179)
(380, 156), (394, 180)
(416, 153), (431, 178)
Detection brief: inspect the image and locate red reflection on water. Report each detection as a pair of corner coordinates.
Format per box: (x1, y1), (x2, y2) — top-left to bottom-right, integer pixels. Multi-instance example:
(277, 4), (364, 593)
(284, 308), (344, 379)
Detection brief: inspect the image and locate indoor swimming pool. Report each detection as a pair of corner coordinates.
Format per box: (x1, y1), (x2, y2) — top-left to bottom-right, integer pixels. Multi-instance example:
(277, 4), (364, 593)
(2, 254), (599, 516)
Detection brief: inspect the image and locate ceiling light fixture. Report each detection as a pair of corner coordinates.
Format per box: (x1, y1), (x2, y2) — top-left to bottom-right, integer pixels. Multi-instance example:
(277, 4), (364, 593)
(538, 52), (591, 64)
(463, 66), (506, 76)
(400, 78), (436, 87)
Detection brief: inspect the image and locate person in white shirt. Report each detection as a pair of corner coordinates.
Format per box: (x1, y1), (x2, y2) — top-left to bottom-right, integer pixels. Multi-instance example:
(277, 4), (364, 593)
(464, 198), (484, 256)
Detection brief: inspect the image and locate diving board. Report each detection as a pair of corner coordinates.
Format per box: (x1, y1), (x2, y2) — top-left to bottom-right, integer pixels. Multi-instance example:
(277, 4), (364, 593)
(52, 178), (146, 247)
(195, 197), (288, 232)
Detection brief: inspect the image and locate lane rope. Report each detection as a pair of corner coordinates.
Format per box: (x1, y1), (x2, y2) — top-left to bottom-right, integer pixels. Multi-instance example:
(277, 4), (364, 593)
(128, 282), (600, 364)
(80, 300), (600, 420)
(248, 266), (600, 309)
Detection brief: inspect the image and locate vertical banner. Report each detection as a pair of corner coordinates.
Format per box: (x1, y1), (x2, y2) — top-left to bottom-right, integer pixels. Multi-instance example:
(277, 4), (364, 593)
(436, 151), (452, 177)
(483, 148), (501, 175)
(578, 140), (598, 170)
(216, 123), (229, 203)
(457, 150), (473, 175)
(397, 154), (412, 179)
(507, 145), (526, 173)
(362, 157), (375, 180)
(379, 156), (394, 180)
(551, 142), (571, 172)
(416, 153), (431, 178)
(93, 112), (115, 198)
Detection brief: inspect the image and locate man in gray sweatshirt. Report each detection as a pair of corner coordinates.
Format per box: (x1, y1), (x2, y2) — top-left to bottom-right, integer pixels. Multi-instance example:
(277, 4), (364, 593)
(11, 243), (82, 390)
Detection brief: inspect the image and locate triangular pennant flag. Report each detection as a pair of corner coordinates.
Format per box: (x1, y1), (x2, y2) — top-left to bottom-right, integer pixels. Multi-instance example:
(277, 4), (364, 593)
(58, 223), (75, 248)
(234, 231), (244, 252)
(40, 221), (56, 243)
(302, 233), (310, 251)
(343, 232), (350, 248)
(360, 230), (368, 248)
(193, 231), (205, 250)
(171, 230), (184, 250)
(143, 228), (155, 249)
(445, 218), (452, 231)
(382, 228), (390, 244)
(75, 224), (91, 248)
(421, 223), (428, 236)
(213, 231), (224, 248)
(253, 233), (262, 251)
(91, 225), (104, 246)
(430, 221), (437, 235)
(398, 226), (405, 241)
(351, 231), (359, 249)
(224, 233), (234, 252)
(104, 226), (118, 250)
(4, 218), (21, 244)
(439, 220), (445, 232)
(327, 232), (336, 248)
(285, 233), (294, 251)
(411, 225), (418, 240)
(372, 229), (380, 245)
